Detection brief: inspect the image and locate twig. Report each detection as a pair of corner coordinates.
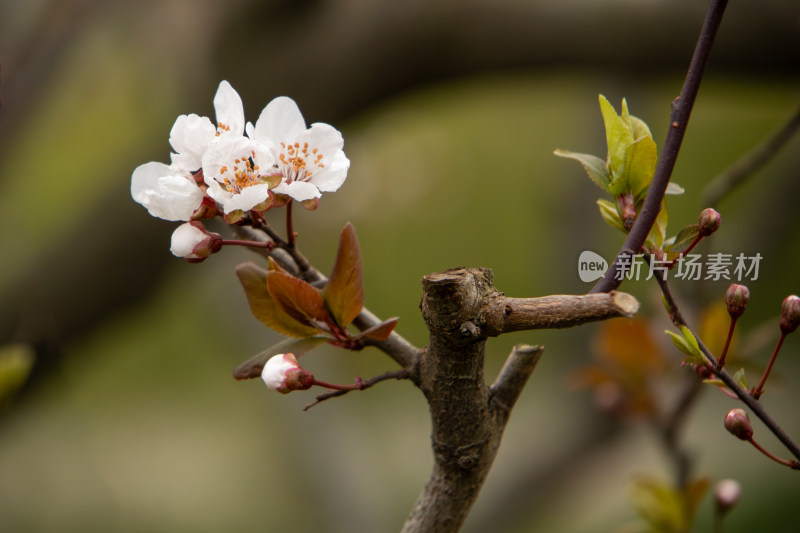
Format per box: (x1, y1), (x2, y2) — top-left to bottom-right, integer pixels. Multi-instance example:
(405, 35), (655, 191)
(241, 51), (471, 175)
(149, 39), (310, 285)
(703, 104), (800, 207)
(653, 277), (800, 462)
(303, 368), (411, 410)
(592, 0), (729, 293)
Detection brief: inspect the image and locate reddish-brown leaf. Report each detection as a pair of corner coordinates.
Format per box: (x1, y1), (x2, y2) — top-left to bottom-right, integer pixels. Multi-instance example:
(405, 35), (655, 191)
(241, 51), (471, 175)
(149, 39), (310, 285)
(267, 270), (332, 332)
(323, 222), (365, 327)
(356, 317), (398, 341)
(235, 262), (320, 338)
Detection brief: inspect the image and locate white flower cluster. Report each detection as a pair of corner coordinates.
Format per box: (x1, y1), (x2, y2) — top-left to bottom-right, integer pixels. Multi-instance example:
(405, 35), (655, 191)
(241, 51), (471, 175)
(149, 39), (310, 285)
(130, 82), (350, 256)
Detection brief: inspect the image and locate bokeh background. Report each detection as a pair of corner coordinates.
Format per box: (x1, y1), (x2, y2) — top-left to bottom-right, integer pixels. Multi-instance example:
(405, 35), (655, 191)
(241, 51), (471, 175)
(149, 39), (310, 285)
(1, 0), (799, 531)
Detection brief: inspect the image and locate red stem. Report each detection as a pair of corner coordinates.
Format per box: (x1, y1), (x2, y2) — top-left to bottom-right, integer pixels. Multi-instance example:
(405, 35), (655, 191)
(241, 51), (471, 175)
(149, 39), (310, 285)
(311, 377), (366, 391)
(221, 239), (275, 250)
(748, 436), (800, 470)
(716, 317), (737, 369)
(752, 332), (785, 399)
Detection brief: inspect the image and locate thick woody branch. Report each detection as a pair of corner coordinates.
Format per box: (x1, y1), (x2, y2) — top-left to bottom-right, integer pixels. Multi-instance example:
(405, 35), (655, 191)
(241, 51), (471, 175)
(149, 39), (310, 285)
(482, 292), (639, 336)
(402, 268), (638, 533)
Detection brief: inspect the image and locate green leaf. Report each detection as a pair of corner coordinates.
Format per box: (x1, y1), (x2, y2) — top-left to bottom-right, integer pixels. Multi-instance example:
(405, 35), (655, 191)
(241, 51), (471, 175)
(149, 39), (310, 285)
(323, 222), (365, 328)
(645, 201), (668, 250)
(235, 262), (321, 338)
(599, 95), (635, 191)
(733, 368), (748, 389)
(355, 317), (399, 341)
(665, 327), (705, 366)
(666, 330), (695, 357)
(597, 198), (625, 231)
(553, 150), (611, 191)
(267, 270), (333, 332)
(663, 224), (699, 254)
(232, 337), (327, 380)
(680, 326), (703, 357)
(629, 114), (654, 142)
(624, 134), (658, 198)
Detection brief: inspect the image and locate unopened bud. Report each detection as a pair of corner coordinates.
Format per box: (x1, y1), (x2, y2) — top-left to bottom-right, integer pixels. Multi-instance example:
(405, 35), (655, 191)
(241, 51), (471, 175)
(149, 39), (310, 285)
(724, 408), (753, 441)
(724, 284), (750, 319)
(780, 295), (800, 334)
(261, 353), (314, 394)
(698, 208), (721, 237)
(170, 221), (223, 262)
(715, 479), (741, 513)
(695, 363), (713, 380)
(618, 193), (636, 231)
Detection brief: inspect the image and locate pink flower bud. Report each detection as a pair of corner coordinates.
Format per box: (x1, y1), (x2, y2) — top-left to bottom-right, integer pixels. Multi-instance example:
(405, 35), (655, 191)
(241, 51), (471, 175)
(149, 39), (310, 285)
(780, 295), (800, 334)
(698, 208), (721, 237)
(261, 353), (314, 394)
(724, 408), (753, 441)
(169, 221), (223, 261)
(724, 284), (750, 319)
(715, 479), (741, 513)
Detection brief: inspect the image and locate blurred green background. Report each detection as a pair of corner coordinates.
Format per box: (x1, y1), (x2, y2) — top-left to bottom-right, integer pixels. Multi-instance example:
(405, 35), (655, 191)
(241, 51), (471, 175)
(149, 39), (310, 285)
(1, 1), (799, 531)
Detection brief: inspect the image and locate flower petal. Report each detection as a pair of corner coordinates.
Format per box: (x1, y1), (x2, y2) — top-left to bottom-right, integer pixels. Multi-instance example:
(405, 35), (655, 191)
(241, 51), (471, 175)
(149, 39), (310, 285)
(272, 180), (321, 202)
(214, 80), (245, 136)
(169, 113), (216, 172)
(131, 162), (203, 221)
(222, 183), (273, 213)
(253, 96), (307, 143)
(311, 148), (349, 193)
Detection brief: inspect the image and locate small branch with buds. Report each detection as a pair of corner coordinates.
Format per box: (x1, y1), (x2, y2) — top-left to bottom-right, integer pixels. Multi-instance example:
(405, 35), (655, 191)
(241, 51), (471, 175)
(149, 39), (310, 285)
(724, 408), (800, 470)
(592, 0), (729, 292)
(656, 280), (800, 463)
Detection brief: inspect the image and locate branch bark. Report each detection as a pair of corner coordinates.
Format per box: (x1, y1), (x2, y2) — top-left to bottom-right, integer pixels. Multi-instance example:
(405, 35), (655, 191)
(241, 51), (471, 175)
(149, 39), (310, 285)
(402, 268), (638, 532)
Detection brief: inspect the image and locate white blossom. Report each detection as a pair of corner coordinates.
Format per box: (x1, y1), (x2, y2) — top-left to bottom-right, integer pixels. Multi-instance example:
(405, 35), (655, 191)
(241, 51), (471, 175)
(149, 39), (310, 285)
(251, 97), (350, 202)
(131, 162), (203, 221)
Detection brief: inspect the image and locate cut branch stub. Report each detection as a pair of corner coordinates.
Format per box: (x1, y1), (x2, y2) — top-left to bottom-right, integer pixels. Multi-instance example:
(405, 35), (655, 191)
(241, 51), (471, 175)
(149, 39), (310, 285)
(404, 268), (639, 533)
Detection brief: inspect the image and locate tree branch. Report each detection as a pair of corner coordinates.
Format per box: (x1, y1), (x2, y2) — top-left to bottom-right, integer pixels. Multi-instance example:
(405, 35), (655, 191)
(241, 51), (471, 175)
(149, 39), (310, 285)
(488, 344), (544, 421)
(402, 268), (638, 532)
(592, 0), (729, 293)
(703, 104), (800, 207)
(482, 292), (639, 336)
(652, 273), (800, 461)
